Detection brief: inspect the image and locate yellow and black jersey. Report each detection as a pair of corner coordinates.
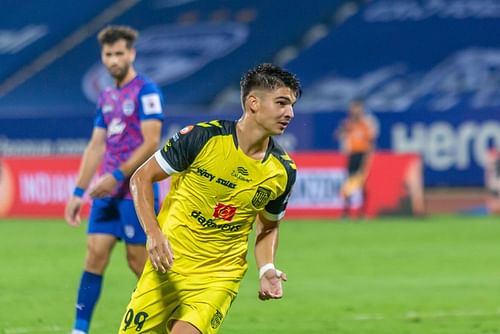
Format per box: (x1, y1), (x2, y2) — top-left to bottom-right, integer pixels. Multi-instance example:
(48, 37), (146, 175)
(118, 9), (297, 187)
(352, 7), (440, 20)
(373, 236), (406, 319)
(153, 120), (296, 279)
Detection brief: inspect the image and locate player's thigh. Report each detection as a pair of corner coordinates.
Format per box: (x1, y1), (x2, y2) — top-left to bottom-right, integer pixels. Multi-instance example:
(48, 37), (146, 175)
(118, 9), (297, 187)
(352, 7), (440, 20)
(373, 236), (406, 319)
(88, 197), (123, 239)
(118, 262), (177, 334)
(169, 278), (240, 334)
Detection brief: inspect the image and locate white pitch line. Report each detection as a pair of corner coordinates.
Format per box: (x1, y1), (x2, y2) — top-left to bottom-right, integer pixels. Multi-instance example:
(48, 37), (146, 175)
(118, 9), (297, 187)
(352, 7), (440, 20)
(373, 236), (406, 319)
(351, 309), (500, 321)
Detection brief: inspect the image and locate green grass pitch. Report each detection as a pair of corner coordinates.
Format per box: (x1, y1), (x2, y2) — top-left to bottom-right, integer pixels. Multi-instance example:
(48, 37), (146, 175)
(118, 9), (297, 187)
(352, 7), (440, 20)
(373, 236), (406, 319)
(1, 215), (500, 334)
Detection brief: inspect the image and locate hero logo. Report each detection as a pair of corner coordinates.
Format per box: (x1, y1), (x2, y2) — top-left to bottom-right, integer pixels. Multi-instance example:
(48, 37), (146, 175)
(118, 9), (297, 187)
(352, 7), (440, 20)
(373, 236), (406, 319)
(392, 121), (500, 170)
(83, 22), (249, 102)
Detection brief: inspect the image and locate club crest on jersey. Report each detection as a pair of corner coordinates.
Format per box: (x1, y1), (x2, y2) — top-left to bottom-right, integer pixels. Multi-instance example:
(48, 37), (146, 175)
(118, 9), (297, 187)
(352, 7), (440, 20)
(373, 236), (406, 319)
(252, 186), (272, 209)
(213, 203), (237, 221)
(122, 99), (135, 116)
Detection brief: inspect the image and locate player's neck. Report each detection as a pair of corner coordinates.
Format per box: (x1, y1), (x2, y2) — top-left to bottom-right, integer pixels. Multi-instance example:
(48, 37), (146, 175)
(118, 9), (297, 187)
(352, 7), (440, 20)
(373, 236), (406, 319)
(236, 120), (269, 160)
(115, 68), (137, 88)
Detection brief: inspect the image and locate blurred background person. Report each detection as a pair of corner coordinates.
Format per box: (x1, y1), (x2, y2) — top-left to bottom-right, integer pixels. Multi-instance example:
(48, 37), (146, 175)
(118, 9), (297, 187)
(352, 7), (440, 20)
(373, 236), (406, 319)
(64, 25), (164, 334)
(335, 99), (377, 218)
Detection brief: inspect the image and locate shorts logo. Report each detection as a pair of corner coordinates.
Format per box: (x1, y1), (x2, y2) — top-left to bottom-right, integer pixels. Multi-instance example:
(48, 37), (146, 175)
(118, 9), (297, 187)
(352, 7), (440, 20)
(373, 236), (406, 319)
(124, 225), (135, 238)
(252, 186), (272, 209)
(213, 203), (237, 221)
(211, 310), (223, 329)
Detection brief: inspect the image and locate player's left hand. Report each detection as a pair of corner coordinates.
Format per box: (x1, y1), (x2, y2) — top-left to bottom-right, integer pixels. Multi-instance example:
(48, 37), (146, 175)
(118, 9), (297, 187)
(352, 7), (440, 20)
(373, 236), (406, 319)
(89, 173), (118, 198)
(258, 269), (287, 301)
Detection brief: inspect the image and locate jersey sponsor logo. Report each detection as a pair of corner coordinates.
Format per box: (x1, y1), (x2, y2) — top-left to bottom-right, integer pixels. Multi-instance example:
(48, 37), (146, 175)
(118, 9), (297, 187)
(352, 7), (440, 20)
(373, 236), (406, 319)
(211, 310), (224, 329)
(102, 103), (113, 113)
(252, 186), (272, 209)
(215, 177), (236, 189)
(191, 210), (241, 232)
(196, 167), (237, 188)
(180, 125), (193, 134)
(196, 167), (216, 181)
(108, 118), (126, 137)
(141, 93), (162, 115)
(122, 98), (135, 116)
(213, 203), (237, 221)
(231, 166), (252, 182)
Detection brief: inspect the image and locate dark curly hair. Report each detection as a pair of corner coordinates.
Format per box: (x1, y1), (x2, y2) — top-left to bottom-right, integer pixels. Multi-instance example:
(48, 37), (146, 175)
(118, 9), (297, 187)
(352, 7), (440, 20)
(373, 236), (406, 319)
(97, 25), (138, 49)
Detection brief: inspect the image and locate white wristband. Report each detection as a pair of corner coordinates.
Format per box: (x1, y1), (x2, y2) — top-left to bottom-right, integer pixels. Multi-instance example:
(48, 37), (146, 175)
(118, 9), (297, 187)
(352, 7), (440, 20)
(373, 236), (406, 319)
(259, 263), (276, 279)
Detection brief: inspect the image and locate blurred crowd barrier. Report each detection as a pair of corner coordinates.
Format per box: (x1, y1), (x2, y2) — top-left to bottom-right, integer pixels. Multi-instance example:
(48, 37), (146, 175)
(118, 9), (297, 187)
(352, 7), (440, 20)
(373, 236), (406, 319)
(0, 151), (423, 219)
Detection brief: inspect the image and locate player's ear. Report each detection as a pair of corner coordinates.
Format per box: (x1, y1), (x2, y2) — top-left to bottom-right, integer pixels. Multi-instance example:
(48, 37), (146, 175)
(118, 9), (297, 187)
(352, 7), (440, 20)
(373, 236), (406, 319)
(130, 47), (137, 62)
(247, 94), (259, 113)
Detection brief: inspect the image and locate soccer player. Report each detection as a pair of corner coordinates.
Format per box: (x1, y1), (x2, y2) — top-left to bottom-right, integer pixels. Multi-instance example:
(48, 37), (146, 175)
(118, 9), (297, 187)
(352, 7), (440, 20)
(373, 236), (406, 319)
(118, 63), (301, 334)
(64, 26), (164, 334)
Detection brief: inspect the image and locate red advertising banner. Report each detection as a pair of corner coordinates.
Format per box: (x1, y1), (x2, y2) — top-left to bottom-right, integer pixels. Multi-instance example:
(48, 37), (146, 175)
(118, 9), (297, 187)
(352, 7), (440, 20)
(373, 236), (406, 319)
(0, 152), (423, 219)
(287, 151), (424, 219)
(0, 157), (90, 218)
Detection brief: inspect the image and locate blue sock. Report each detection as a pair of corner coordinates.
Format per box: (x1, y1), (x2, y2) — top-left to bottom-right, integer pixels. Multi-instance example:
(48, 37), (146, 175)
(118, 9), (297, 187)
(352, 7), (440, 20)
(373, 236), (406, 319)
(73, 271), (103, 333)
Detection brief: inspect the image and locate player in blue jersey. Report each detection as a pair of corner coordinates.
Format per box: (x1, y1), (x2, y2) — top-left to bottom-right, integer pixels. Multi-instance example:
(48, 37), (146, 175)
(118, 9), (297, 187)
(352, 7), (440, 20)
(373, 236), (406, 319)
(64, 25), (164, 334)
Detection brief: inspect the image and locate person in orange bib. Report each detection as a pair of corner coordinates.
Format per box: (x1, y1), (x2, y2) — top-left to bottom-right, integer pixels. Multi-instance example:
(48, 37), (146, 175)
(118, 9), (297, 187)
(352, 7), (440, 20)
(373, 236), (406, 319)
(335, 99), (376, 217)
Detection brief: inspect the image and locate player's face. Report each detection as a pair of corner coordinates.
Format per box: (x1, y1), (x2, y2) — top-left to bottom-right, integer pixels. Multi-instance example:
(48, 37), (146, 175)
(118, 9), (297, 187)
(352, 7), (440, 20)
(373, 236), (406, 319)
(101, 40), (136, 81)
(255, 87), (296, 136)
(349, 103), (364, 119)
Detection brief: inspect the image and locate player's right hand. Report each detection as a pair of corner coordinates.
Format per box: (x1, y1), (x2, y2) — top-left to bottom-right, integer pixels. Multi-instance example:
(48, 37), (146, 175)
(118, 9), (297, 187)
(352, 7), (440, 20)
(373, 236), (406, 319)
(65, 196), (83, 227)
(258, 269), (288, 301)
(147, 229), (174, 273)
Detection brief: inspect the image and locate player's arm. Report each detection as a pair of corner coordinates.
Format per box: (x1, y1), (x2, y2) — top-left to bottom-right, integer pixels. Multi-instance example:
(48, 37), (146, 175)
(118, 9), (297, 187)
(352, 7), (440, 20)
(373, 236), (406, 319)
(255, 155), (296, 300)
(119, 119), (163, 176)
(130, 155), (173, 273)
(89, 120), (162, 197)
(65, 127), (106, 226)
(255, 214), (287, 300)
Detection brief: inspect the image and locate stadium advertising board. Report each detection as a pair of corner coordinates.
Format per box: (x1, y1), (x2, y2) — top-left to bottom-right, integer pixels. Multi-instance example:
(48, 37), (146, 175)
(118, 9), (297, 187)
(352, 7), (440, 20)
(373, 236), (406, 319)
(288, 152), (423, 219)
(0, 157), (90, 217)
(0, 152), (422, 219)
(1, 110), (496, 187)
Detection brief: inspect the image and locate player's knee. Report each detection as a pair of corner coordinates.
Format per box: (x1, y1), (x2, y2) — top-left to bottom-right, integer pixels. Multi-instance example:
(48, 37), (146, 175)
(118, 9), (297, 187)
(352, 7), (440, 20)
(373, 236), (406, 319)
(85, 244), (111, 272)
(127, 252), (147, 277)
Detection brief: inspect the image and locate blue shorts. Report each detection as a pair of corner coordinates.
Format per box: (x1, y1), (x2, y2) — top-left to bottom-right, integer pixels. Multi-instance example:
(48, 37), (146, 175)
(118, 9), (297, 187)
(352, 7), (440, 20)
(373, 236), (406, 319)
(88, 197), (159, 244)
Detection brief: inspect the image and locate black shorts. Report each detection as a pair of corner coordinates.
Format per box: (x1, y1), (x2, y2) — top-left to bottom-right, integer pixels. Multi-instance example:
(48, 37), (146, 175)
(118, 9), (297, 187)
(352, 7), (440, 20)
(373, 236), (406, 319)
(347, 152), (366, 176)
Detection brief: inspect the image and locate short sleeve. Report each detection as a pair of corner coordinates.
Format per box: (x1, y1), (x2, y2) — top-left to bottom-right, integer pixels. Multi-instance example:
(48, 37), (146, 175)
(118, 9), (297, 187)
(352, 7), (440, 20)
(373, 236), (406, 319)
(93, 102), (106, 128)
(138, 82), (164, 121)
(262, 160), (297, 221)
(154, 125), (208, 175)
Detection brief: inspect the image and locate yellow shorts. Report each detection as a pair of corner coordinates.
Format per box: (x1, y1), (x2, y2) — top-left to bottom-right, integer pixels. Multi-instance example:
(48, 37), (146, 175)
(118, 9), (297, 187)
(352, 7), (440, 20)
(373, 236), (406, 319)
(118, 261), (240, 334)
